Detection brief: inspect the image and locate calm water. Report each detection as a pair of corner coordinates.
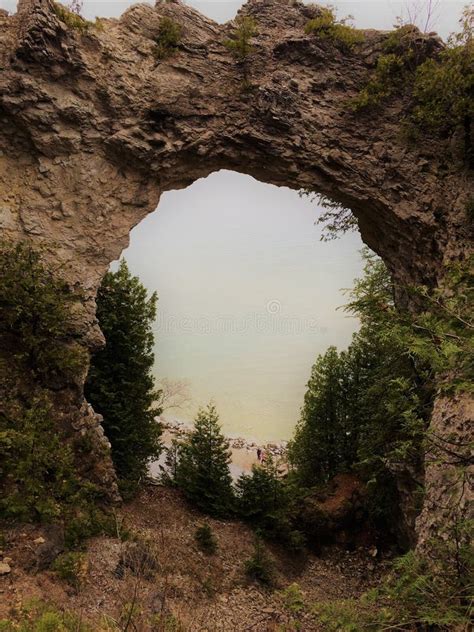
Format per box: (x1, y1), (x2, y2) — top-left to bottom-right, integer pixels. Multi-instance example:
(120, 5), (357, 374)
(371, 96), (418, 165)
(117, 171), (364, 442)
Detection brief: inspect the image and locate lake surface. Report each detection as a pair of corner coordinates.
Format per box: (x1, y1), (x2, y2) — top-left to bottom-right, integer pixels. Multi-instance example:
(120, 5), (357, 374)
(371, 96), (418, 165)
(117, 171), (364, 442)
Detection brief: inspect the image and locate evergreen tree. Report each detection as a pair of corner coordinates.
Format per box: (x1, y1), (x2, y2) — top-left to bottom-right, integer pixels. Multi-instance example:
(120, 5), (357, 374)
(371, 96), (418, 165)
(85, 260), (162, 496)
(236, 456), (285, 527)
(176, 403), (234, 517)
(289, 346), (350, 486)
(288, 250), (433, 537)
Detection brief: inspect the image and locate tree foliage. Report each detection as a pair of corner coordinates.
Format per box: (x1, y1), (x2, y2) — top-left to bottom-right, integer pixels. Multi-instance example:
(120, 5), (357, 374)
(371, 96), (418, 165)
(351, 8), (474, 162)
(0, 242), (86, 385)
(412, 7), (474, 162)
(176, 403), (234, 517)
(85, 260), (162, 496)
(305, 7), (365, 52)
(153, 17), (182, 60)
(299, 190), (357, 242)
(0, 243), (103, 525)
(288, 250), (433, 534)
(236, 456), (285, 524)
(0, 396), (90, 522)
(224, 16), (257, 60)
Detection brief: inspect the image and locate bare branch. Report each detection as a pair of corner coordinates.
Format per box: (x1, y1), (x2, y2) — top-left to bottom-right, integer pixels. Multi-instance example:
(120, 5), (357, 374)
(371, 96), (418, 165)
(157, 378), (192, 412)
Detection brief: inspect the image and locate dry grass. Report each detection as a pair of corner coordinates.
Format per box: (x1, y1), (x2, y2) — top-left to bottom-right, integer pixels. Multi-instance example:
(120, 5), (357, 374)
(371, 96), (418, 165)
(0, 487), (382, 631)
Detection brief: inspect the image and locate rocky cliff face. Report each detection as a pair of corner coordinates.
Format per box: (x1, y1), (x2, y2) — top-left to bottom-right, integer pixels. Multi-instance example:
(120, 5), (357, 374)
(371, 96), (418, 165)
(0, 0), (472, 547)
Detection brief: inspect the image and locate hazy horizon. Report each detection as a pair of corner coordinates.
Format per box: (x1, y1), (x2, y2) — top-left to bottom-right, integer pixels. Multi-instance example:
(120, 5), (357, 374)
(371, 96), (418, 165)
(116, 171), (364, 441)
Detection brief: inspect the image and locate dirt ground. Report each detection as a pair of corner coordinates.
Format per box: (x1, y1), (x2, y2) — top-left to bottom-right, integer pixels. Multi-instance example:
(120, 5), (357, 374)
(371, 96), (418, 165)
(0, 486), (383, 631)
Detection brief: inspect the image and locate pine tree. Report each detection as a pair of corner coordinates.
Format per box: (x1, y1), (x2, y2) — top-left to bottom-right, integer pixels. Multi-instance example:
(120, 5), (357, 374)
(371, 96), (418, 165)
(176, 403), (234, 517)
(288, 250), (432, 537)
(288, 346), (349, 486)
(236, 456), (284, 525)
(85, 260), (162, 496)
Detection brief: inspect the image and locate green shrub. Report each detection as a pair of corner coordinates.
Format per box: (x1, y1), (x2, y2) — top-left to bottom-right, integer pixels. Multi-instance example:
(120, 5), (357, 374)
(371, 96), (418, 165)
(313, 529), (473, 631)
(244, 539), (274, 586)
(0, 395), (92, 523)
(235, 457), (306, 550)
(64, 506), (116, 549)
(313, 598), (369, 631)
(305, 8), (364, 52)
(0, 242), (86, 384)
(153, 17), (182, 60)
(411, 10), (474, 161)
(52, 3), (100, 35)
(0, 600), (107, 631)
(279, 583), (306, 614)
(350, 24), (433, 112)
(224, 16), (257, 60)
(52, 552), (86, 589)
(194, 523), (217, 555)
(349, 52), (406, 110)
(351, 8), (474, 161)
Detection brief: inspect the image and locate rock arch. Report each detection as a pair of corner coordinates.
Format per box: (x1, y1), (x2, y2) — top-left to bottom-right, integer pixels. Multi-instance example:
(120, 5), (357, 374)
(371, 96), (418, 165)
(0, 0), (472, 549)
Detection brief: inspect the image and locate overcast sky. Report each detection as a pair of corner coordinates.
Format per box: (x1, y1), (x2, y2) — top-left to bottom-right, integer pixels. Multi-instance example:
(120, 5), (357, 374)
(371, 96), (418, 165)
(2, 0), (466, 35)
(3, 1), (466, 440)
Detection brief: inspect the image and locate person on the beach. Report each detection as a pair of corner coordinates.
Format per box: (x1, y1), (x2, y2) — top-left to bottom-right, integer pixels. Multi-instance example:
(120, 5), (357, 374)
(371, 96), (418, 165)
(257, 448), (262, 462)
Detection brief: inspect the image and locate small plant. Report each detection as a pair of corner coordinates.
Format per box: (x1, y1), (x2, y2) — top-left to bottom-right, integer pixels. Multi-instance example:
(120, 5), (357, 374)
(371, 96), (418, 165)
(52, 2), (100, 34)
(349, 52), (406, 110)
(116, 539), (160, 580)
(280, 583), (306, 614)
(64, 506), (117, 549)
(244, 538), (274, 586)
(52, 552), (87, 589)
(224, 16), (257, 60)
(305, 7), (365, 52)
(194, 523), (217, 555)
(0, 600), (110, 631)
(313, 598), (369, 631)
(313, 530), (474, 631)
(200, 576), (216, 597)
(153, 17), (182, 60)
(349, 24), (433, 111)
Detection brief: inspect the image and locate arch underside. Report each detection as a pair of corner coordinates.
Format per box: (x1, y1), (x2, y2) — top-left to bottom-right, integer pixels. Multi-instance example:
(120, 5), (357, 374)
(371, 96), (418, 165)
(0, 0), (472, 550)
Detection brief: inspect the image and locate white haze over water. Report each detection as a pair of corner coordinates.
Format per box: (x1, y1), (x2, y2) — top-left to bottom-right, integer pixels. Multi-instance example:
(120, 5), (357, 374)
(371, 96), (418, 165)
(3, 0), (466, 440)
(118, 171), (364, 441)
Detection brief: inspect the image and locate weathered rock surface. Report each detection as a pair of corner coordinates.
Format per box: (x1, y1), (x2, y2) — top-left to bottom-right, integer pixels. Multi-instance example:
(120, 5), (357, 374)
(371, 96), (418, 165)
(0, 0), (472, 549)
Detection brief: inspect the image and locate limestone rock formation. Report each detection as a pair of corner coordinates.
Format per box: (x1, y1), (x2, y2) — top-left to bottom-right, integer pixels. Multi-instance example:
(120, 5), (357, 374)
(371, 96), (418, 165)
(0, 0), (472, 548)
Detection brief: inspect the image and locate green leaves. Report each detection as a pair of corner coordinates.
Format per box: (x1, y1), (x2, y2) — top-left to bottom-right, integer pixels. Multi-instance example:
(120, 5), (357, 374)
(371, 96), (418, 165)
(412, 7), (474, 150)
(85, 260), (162, 495)
(175, 403), (234, 517)
(224, 16), (257, 61)
(289, 249), (433, 537)
(351, 7), (474, 161)
(153, 17), (182, 60)
(305, 7), (365, 52)
(0, 242), (86, 385)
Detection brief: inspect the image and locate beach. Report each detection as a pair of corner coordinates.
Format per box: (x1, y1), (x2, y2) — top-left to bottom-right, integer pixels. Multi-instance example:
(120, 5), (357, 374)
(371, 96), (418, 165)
(149, 417), (288, 481)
